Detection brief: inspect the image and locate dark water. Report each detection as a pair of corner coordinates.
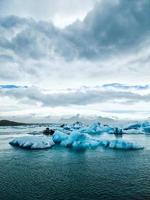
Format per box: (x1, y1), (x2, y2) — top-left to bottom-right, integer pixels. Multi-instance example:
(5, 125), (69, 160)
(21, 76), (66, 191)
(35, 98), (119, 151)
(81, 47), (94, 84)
(0, 127), (150, 200)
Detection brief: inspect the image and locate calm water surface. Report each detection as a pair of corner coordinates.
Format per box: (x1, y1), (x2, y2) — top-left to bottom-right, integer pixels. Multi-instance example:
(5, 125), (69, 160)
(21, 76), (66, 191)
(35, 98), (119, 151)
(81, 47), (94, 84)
(0, 125), (150, 200)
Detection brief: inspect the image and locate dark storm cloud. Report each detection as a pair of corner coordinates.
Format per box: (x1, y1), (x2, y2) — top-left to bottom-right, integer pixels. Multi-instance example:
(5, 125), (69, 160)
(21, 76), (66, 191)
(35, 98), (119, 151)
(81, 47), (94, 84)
(0, 0), (150, 61)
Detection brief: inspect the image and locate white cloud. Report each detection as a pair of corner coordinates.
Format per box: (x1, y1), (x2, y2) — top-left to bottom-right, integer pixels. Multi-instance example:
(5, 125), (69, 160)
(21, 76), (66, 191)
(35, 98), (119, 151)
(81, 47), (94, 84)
(0, 0), (99, 27)
(0, 0), (150, 120)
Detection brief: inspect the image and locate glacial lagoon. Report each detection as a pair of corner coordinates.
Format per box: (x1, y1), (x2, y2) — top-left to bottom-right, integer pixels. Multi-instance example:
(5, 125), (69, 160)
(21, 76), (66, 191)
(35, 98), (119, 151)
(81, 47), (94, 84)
(0, 123), (150, 200)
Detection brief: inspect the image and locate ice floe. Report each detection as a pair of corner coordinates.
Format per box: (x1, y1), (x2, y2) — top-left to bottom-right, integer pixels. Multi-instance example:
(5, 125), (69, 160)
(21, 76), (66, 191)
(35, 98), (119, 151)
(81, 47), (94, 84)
(9, 135), (54, 149)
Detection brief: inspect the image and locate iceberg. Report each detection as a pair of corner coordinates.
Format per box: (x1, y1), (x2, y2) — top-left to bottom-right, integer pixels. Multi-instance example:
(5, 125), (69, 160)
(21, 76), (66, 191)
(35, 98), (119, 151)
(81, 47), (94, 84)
(124, 123), (141, 130)
(80, 122), (114, 134)
(53, 131), (100, 150)
(52, 130), (69, 144)
(60, 122), (84, 131)
(124, 121), (150, 134)
(123, 129), (145, 134)
(72, 121), (84, 129)
(107, 139), (144, 150)
(9, 135), (54, 149)
(9, 126), (144, 151)
(52, 131), (143, 150)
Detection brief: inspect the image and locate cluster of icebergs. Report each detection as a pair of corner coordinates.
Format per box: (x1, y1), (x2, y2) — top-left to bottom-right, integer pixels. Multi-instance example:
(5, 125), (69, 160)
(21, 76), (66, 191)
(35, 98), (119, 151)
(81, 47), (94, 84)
(61, 121), (150, 135)
(9, 121), (145, 151)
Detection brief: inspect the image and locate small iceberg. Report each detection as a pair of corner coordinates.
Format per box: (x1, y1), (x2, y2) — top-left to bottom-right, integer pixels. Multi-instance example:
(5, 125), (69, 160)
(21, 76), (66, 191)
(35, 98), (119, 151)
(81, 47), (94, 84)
(80, 122), (114, 134)
(124, 121), (150, 134)
(123, 128), (145, 134)
(124, 123), (141, 130)
(60, 122), (84, 131)
(9, 135), (54, 149)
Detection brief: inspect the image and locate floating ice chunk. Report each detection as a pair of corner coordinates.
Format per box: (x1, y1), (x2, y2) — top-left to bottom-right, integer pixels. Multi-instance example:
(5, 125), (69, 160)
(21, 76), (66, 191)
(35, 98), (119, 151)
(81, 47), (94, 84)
(81, 122), (114, 134)
(72, 122), (84, 129)
(9, 135), (54, 149)
(69, 132), (100, 149)
(124, 121), (150, 134)
(141, 121), (150, 127)
(125, 121), (149, 129)
(59, 133), (86, 149)
(123, 129), (145, 134)
(52, 130), (143, 150)
(124, 123), (141, 130)
(60, 122), (83, 131)
(52, 130), (69, 144)
(60, 131), (86, 147)
(53, 131), (100, 150)
(107, 139), (144, 150)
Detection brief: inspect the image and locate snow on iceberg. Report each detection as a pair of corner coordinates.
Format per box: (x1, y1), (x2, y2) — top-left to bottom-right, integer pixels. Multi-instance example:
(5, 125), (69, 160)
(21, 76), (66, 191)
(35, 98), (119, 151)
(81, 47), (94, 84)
(9, 135), (54, 149)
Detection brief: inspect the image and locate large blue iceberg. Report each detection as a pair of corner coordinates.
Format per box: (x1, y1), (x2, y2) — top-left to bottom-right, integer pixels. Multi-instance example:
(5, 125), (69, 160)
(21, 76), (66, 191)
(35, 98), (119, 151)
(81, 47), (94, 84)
(52, 131), (143, 150)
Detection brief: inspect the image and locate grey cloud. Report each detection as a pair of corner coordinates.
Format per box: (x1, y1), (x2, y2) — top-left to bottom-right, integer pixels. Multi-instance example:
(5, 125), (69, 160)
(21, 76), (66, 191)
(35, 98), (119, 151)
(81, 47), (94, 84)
(1, 86), (150, 107)
(61, 0), (150, 59)
(0, 0), (150, 61)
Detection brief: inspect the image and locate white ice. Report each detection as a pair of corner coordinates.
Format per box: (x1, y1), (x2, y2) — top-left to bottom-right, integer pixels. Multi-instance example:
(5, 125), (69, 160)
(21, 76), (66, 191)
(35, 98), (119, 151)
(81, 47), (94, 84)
(9, 135), (54, 149)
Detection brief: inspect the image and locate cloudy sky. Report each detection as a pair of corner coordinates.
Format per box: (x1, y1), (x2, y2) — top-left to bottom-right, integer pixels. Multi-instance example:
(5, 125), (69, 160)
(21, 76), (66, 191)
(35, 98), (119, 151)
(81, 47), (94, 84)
(0, 0), (150, 122)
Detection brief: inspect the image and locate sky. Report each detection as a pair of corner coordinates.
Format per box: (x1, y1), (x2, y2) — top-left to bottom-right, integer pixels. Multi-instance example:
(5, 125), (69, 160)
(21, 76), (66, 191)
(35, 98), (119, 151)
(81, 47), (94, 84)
(0, 0), (150, 122)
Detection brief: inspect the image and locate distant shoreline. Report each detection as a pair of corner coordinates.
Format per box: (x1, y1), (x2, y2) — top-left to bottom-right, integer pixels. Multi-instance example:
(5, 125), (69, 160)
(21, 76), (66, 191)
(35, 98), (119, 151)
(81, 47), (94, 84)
(0, 120), (56, 126)
(0, 120), (29, 126)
